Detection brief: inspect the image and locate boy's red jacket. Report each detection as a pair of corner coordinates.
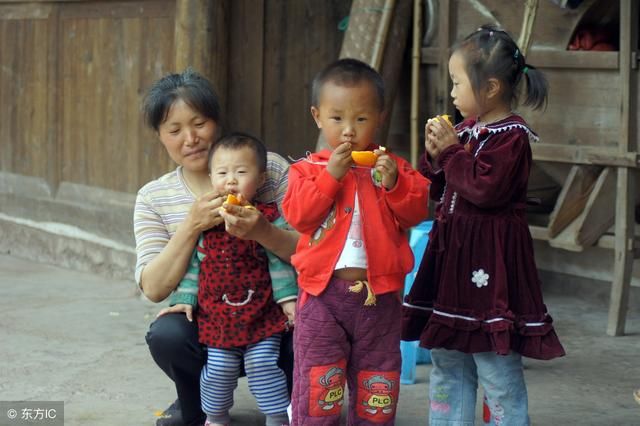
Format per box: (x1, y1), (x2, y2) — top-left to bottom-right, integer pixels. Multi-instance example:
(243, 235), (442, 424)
(283, 147), (429, 297)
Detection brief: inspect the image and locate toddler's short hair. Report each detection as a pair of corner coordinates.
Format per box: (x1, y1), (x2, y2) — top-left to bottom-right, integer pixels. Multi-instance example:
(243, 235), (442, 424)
(208, 132), (267, 172)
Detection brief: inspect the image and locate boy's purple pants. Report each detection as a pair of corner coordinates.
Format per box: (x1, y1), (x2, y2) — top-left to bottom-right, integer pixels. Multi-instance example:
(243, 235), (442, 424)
(291, 277), (402, 425)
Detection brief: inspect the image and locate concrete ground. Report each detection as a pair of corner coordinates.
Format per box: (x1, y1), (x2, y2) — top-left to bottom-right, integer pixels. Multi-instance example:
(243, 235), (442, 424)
(1, 253), (639, 426)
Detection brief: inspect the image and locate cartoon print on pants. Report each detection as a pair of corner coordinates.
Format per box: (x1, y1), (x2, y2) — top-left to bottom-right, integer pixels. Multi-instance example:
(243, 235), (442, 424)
(357, 370), (399, 423)
(308, 360), (347, 417)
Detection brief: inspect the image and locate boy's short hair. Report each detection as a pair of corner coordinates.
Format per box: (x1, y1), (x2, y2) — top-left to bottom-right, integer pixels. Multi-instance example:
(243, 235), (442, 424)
(311, 58), (385, 110)
(208, 132), (267, 172)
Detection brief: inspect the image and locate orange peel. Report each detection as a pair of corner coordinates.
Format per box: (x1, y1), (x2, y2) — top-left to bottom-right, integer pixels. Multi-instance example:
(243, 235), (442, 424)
(351, 151), (378, 167)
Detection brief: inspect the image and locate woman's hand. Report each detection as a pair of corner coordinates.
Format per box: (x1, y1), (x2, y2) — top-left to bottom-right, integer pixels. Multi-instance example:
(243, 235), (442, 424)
(186, 190), (225, 232)
(327, 142), (353, 181)
(156, 304), (194, 322)
(374, 149), (398, 190)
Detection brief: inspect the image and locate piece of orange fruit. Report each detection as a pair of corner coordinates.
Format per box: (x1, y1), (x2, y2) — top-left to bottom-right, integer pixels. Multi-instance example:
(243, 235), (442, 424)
(351, 151), (378, 167)
(436, 114), (453, 126)
(225, 193), (241, 205)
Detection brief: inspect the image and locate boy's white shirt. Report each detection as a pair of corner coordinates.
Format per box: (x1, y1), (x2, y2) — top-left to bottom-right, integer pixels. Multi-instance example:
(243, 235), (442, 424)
(334, 192), (368, 270)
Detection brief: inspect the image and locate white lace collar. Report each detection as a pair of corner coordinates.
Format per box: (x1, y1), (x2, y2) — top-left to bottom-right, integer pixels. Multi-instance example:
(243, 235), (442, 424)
(456, 117), (539, 144)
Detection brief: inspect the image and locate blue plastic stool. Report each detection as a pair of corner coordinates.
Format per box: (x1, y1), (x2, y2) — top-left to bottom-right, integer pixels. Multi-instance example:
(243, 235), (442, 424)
(400, 220), (433, 385)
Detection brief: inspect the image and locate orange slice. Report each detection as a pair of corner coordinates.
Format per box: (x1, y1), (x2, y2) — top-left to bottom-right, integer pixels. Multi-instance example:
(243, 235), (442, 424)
(351, 151), (378, 167)
(225, 193), (241, 205)
(436, 114), (453, 126)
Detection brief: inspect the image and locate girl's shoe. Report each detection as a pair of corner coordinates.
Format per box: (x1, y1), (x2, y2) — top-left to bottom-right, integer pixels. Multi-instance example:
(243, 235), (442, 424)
(634, 388), (640, 405)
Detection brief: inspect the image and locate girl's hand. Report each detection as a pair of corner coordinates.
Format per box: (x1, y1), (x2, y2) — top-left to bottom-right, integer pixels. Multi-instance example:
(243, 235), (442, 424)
(187, 190), (225, 232)
(156, 304), (194, 322)
(327, 142), (353, 181)
(374, 149), (398, 190)
(424, 119), (458, 161)
(279, 300), (296, 325)
(219, 201), (268, 241)
(429, 119), (459, 153)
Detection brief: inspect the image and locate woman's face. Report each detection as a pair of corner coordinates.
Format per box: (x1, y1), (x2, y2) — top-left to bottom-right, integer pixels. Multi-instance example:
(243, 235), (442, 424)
(157, 98), (218, 173)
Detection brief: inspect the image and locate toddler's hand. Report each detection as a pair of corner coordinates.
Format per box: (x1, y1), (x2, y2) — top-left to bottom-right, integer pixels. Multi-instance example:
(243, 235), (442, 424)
(374, 149), (398, 190)
(156, 304), (194, 322)
(279, 300), (296, 325)
(327, 142), (353, 181)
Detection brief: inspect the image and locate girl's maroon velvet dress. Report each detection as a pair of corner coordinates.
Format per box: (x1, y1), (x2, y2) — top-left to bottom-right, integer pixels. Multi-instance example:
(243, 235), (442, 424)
(402, 115), (565, 360)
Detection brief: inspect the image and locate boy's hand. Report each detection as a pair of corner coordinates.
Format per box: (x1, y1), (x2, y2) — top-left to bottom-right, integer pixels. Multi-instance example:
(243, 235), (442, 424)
(327, 142), (353, 181)
(374, 149), (398, 190)
(279, 300), (296, 325)
(156, 304), (194, 322)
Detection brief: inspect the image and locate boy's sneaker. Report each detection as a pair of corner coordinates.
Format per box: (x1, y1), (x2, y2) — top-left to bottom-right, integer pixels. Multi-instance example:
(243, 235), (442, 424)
(155, 399), (184, 426)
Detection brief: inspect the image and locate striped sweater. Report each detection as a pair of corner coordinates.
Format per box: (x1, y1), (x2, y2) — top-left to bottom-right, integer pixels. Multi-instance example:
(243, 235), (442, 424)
(134, 152), (293, 300)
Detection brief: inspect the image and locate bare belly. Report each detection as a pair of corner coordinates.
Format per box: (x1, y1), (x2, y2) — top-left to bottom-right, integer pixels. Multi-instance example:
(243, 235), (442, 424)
(333, 267), (368, 282)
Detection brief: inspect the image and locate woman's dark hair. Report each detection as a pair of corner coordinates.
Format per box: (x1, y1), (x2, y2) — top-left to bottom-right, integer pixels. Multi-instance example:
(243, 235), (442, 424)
(208, 132), (267, 172)
(455, 25), (548, 110)
(143, 68), (221, 131)
(311, 58), (385, 110)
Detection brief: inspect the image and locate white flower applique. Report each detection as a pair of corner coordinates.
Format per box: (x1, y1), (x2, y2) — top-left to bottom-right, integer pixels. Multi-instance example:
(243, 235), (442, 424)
(471, 269), (489, 288)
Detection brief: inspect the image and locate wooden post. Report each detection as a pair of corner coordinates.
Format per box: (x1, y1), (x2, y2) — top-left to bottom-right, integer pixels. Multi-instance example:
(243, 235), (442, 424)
(607, 0), (637, 336)
(174, 0), (228, 106)
(49, 3), (60, 194)
(410, 0), (421, 168)
(437, 0), (451, 116)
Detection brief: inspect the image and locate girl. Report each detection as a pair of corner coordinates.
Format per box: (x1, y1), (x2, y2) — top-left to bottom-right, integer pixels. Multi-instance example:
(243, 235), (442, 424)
(402, 26), (565, 425)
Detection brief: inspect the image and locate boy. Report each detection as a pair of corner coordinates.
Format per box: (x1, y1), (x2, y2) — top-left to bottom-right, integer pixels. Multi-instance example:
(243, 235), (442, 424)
(283, 58), (429, 425)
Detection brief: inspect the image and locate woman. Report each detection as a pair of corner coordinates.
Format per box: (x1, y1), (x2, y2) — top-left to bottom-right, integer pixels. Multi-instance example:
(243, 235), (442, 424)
(134, 69), (297, 426)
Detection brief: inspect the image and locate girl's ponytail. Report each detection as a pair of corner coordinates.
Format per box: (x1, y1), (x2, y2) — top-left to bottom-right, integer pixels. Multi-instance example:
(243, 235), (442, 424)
(521, 64), (548, 111)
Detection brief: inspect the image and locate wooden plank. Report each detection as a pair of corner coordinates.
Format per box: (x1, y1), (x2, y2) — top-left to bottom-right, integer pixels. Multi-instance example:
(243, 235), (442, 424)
(228, 0), (264, 137)
(136, 8), (176, 191)
(263, 0), (349, 156)
(437, 0), (451, 115)
(59, 1), (172, 19)
(576, 167), (615, 247)
(532, 144), (639, 167)
(174, 0), (215, 75)
(547, 165), (601, 238)
(208, 1), (229, 112)
(548, 218), (583, 252)
(410, 0), (421, 167)
(420, 46), (440, 64)
(47, 3), (60, 192)
(527, 49), (618, 70)
(0, 3), (53, 19)
(529, 225), (635, 252)
(608, 167), (635, 335)
(607, 0), (637, 336)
